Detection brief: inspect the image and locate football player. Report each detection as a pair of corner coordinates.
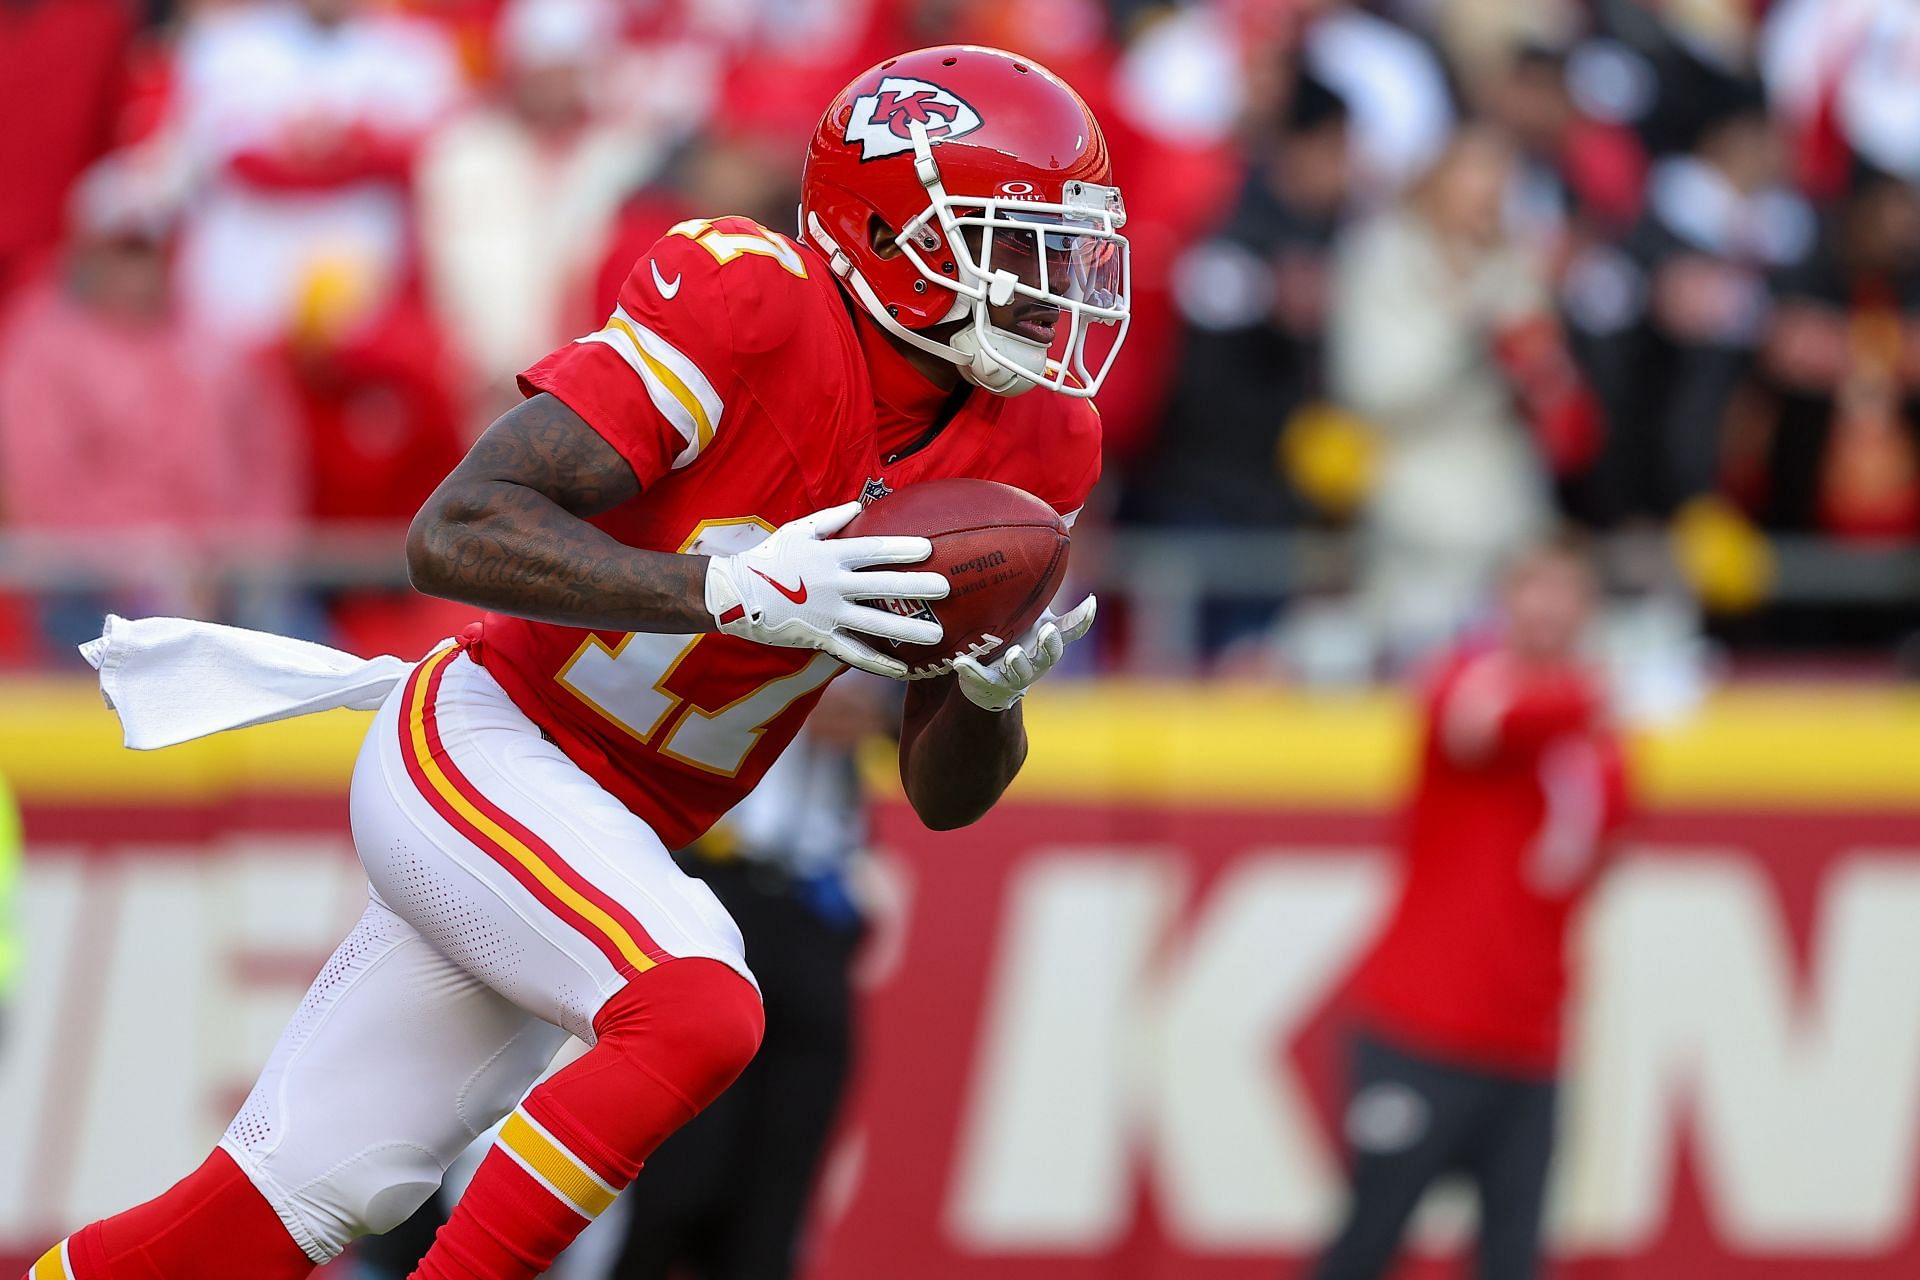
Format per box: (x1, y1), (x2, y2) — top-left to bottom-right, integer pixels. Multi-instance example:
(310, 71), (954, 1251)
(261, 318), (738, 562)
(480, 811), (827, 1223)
(31, 45), (1126, 1280)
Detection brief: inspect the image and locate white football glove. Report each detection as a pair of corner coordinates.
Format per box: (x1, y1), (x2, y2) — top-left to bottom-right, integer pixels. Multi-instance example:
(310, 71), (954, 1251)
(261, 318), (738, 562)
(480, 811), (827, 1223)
(705, 501), (947, 679)
(952, 595), (1096, 712)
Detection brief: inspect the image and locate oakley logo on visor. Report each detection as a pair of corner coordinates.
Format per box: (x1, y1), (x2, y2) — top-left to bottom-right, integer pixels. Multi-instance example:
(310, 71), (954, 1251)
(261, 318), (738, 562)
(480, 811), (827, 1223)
(846, 77), (982, 160)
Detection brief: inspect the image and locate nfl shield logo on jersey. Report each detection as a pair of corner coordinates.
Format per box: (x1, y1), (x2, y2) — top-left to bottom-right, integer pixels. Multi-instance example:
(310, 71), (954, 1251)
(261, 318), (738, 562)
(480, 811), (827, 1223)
(844, 77), (983, 160)
(860, 476), (894, 505)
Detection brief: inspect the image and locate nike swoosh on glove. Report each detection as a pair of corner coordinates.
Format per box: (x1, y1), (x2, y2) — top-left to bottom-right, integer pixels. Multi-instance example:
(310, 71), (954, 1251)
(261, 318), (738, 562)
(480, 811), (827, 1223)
(952, 595), (1096, 712)
(705, 501), (948, 679)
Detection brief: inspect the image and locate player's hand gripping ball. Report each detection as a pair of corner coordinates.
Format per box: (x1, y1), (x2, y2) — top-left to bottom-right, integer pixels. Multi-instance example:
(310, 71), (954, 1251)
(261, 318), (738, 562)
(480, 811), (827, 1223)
(838, 478), (1071, 680)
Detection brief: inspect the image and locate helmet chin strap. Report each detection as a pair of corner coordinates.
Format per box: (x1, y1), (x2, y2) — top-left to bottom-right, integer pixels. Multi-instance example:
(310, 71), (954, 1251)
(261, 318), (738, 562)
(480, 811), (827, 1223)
(804, 211), (1046, 397)
(951, 320), (1047, 396)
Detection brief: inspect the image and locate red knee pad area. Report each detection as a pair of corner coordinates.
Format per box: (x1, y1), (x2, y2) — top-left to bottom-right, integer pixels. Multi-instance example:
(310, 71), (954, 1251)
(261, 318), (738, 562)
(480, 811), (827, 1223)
(408, 961), (766, 1280)
(594, 957), (766, 1108)
(528, 958), (765, 1183)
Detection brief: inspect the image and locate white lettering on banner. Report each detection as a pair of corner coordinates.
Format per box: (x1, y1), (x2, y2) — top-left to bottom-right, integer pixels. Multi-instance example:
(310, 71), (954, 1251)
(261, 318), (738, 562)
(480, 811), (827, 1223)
(949, 846), (1920, 1257)
(221, 843), (365, 1098)
(5, 840), (1920, 1260)
(0, 840), (363, 1237)
(947, 851), (1186, 1249)
(1149, 855), (1389, 1246)
(0, 854), (86, 1226)
(1557, 853), (1920, 1252)
(947, 851), (1388, 1250)
(70, 854), (216, 1213)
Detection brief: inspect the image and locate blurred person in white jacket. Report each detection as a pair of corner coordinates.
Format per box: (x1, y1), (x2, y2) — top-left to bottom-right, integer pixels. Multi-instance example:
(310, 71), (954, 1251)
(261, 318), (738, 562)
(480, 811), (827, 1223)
(416, 0), (664, 421)
(168, 0), (462, 345)
(1330, 125), (1595, 667)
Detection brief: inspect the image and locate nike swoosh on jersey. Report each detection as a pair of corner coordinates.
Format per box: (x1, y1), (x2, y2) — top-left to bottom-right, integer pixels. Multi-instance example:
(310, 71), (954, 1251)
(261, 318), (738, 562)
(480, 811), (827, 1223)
(750, 568), (808, 604)
(651, 259), (681, 299)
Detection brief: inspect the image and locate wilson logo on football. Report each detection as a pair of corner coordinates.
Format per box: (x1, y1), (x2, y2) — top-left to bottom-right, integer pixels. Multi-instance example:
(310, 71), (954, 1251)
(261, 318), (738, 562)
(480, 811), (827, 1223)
(845, 77), (983, 160)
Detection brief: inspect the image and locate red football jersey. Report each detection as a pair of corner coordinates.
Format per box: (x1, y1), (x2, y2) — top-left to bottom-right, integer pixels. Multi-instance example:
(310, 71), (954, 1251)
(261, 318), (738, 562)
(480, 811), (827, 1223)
(1350, 642), (1632, 1076)
(475, 216), (1100, 849)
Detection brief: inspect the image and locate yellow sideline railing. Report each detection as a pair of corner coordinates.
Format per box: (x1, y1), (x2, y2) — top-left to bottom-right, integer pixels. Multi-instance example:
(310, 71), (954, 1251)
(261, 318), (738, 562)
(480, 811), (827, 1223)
(1, 678), (1916, 809)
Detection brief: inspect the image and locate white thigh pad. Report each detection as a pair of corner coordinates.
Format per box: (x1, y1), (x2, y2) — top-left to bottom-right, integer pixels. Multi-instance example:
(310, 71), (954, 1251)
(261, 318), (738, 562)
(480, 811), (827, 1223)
(221, 899), (565, 1262)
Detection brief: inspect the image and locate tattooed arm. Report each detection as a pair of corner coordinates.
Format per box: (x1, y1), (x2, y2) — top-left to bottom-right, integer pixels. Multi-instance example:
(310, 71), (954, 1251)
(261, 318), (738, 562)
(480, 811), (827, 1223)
(406, 393), (714, 632)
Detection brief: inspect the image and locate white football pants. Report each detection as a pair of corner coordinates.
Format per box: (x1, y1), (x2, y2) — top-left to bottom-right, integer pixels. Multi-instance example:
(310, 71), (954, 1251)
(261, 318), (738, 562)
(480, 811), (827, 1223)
(217, 646), (753, 1261)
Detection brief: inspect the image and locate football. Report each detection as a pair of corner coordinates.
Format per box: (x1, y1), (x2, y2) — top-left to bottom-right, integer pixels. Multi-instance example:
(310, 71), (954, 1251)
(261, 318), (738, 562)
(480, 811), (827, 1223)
(840, 478), (1071, 678)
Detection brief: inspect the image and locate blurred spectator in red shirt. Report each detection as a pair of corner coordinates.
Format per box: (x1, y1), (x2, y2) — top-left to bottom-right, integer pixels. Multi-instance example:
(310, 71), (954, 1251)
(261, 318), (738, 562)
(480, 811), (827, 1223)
(707, 0), (897, 151)
(0, 152), (305, 653)
(167, 0), (463, 345)
(1318, 536), (1630, 1280)
(275, 288), (463, 527)
(418, 0), (665, 423)
(267, 270), (470, 658)
(0, 0), (136, 304)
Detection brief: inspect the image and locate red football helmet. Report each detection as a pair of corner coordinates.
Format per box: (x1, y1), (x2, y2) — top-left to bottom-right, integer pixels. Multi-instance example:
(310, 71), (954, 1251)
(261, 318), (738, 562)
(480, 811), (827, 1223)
(801, 45), (1130, 398)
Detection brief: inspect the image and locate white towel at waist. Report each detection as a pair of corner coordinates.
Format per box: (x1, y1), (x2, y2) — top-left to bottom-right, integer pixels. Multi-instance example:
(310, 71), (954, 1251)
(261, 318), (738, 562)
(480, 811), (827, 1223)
(80, 614), (431, 750)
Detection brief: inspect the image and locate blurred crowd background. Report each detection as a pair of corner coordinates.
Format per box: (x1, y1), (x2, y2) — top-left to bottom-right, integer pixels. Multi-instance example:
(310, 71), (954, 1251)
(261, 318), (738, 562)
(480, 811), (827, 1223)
(3, 0), (1919, 687)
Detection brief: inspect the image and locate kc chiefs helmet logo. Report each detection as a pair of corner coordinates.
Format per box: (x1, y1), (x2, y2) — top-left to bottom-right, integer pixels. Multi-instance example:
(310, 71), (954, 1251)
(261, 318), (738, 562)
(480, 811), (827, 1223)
(844, 76), (983, 160)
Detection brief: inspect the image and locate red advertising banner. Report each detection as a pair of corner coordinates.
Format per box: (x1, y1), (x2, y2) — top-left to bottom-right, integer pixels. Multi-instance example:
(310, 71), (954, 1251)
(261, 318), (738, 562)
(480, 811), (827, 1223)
(812, 802), (1920, 1280)
(1, 681), (1916, 1278)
